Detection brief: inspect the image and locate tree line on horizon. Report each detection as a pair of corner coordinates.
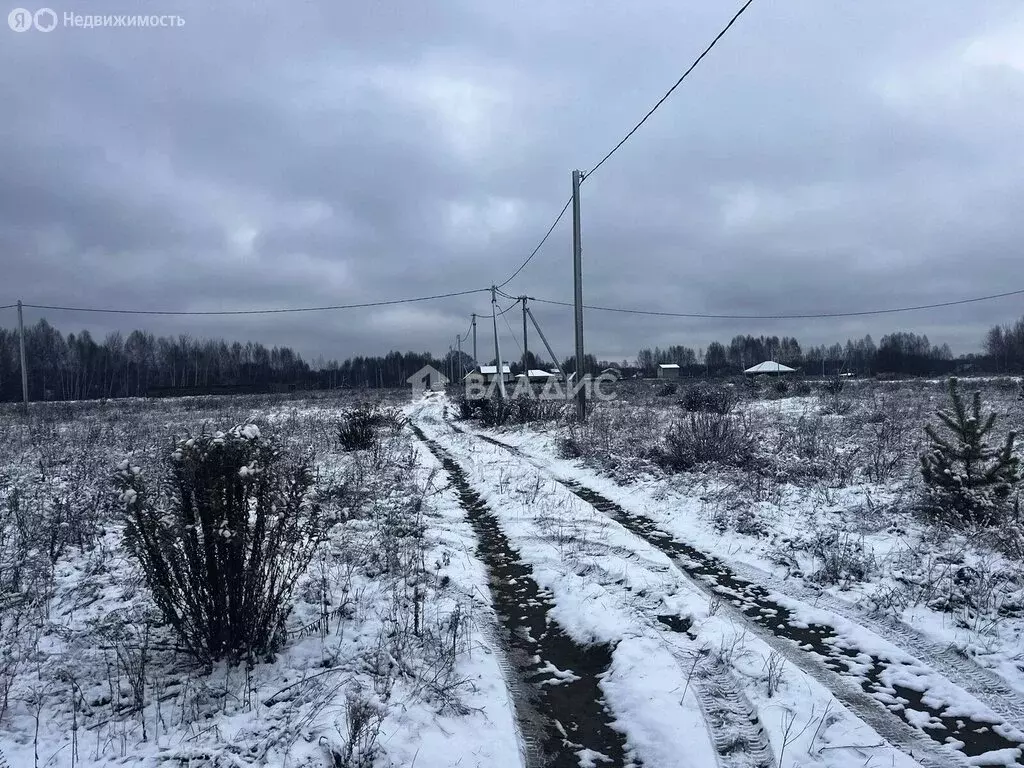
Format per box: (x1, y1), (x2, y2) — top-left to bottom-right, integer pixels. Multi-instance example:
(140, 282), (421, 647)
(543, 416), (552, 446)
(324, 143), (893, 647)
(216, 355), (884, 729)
(0, 316), (1022, 402)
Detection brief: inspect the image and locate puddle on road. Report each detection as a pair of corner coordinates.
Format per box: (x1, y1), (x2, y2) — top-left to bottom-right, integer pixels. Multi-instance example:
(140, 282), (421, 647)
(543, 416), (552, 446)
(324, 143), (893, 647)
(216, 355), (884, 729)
(559, 479), (1024, 764)
(413, 427), (633, 768)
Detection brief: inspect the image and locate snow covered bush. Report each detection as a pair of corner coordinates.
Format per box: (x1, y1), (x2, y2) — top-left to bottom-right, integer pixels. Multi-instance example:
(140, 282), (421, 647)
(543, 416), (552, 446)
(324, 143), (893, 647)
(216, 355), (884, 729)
(329, 687), (386, 767)
(115, 424), (330, 664)
(556, 405), (660, 481)
(337, 403), (405, 452)
(451, 391), (477, 421)
(682, 382), (735, 414)
(817, 379), (853, 415)
(656, 381), (678, 397)
(822, 376), (845, 397)
(877, 545), (1024, 629)
(659, 412), (753, 471)
(768, 413), (856, 488)
(455, 391), (564, 427)
(859, 393), (918, 483)
(920, 378), (1020, 526)
(809, 530), (876, 588)
(474, 394), (515, 427)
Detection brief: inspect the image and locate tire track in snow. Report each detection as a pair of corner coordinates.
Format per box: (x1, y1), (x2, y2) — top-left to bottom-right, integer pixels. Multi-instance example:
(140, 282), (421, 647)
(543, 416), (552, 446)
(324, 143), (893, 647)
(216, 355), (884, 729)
(726, 558), (1024, 728)
(432, 418), (776, 768)
(466, 418), (1024, 730)
(411, 424), (632, 768)
(466, 427), (1024, 768)
(656, 616), (777, 768)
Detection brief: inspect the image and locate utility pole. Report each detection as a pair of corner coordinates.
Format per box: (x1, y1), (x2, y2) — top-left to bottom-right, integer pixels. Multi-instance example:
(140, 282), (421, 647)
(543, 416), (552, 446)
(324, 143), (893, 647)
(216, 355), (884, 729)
(457, 334), (463, 381)
(571, 169), (586, 420)
(521, 296), (529, 376)
(471, 314), (478, 367)
(490, 286), (507, 398)
(17, 300), (28, 415)
(526, 306), (563, 384)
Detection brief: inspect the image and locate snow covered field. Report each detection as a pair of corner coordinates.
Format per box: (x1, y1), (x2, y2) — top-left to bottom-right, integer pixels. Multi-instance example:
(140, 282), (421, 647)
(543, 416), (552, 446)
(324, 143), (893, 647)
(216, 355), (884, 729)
(0, 394), (518, 768)
(0, 377), (1022, 767)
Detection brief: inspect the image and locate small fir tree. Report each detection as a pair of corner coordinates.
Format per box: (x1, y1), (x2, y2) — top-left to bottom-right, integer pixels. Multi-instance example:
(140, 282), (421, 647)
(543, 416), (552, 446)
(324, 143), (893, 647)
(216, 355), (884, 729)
(920, 378), (1020, 525)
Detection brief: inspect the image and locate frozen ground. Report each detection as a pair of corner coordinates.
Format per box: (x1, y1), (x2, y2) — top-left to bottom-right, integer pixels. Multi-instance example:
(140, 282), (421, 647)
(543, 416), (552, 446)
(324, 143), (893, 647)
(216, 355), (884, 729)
(439, 375), (1024, 766)
(0, 378), (1021, 767)
(0, 394), (520, 768)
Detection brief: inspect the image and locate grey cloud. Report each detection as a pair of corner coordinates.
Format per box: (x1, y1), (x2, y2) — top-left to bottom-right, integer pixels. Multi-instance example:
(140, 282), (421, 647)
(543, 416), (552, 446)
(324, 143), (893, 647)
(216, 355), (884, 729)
(2, 0), (1024, 364)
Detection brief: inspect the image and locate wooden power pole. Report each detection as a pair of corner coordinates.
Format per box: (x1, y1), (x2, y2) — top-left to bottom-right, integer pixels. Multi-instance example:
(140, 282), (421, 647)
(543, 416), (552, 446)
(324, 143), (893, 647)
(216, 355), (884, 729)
(471, 314), (477, 366)
(521, 297), (529, 375)
(571, 169), (586, 420)
(490, 287), (506, 398)
(17, 300), (28, 415)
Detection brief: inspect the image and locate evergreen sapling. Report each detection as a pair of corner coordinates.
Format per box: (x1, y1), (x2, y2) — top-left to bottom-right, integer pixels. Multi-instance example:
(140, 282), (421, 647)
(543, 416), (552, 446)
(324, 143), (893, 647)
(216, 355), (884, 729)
(920, 378), (1020, 525)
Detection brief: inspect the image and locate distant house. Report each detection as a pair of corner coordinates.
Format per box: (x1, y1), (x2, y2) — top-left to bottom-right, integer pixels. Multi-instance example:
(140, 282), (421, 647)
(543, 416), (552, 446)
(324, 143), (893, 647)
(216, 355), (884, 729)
(657, 364), (680, 379)
(744, 361), (796, 375)
(464, 364), (512, 385)
(600, 367), (621, 380)
(515, 369), (558, 384)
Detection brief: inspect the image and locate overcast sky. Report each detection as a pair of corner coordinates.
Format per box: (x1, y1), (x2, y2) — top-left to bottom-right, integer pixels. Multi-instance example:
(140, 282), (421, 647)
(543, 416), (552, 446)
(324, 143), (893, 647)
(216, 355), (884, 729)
(3, 0), (1023, 364)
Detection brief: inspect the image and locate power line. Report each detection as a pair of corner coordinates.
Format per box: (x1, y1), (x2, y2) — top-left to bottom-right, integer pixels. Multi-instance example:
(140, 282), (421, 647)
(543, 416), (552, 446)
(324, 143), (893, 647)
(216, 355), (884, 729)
(494, 287), (519, 301)
(527, 287), (1024, 320)
(493, 299), (520, 317)
(494, 0), (754, 294)
(496, 198), (573, 289)
(0, 304), (16, 310)
(21, 288), (490, 316)
(500, 306), (525, 358)
(585, 0), (756, 180)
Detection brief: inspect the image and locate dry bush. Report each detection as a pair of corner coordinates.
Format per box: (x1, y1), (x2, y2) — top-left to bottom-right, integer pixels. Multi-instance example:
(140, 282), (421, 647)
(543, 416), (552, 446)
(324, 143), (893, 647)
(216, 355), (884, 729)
(874, 543), (1024, 631)
(656, 381), (679, 397)
(770, 413), (856, 487)
(658, 412), (754, 471)
(324, 687), (387, 768)
(857, 392), (919, 484)
(711, 500), (768, 537)
(337, 404), (406, 452)
(472, 395), (515, 427)
(116, 424), (334, 664)
(682, 382), (735, 414)
(557, 404), (661, 481)
(809, 530), (877, 588)
(507, 396), (567, 424)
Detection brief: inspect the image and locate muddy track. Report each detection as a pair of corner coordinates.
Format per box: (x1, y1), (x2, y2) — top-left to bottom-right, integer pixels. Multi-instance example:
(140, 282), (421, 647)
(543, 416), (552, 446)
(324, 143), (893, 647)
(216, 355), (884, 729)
(467, 425), (1024, 729)
(465, 427), (1024, 768)
(411, 424), (632, 768)
(726, 558), (1024, 727)
(426, 417), (777, 768)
